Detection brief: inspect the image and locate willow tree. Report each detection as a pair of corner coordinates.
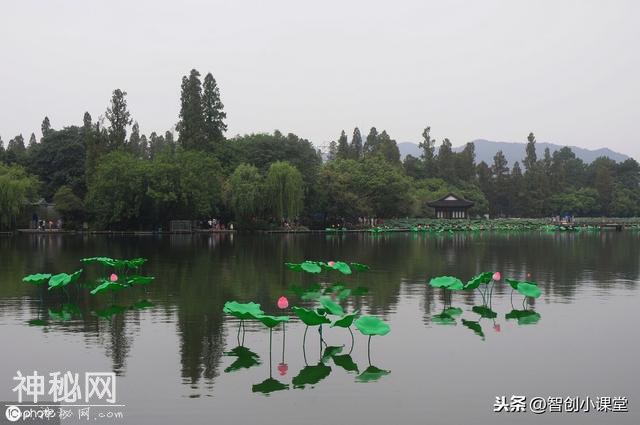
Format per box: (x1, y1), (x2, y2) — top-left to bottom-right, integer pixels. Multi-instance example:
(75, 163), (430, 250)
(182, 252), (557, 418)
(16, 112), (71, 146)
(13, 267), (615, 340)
(264, 161), (304, 221)
(229, 164), (262, 221)
(0, 164), (39, 229)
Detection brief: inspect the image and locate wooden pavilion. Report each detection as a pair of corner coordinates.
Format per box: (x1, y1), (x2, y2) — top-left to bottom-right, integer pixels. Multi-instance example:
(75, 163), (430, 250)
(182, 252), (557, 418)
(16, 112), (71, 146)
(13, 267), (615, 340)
(427, 193), (474, 219)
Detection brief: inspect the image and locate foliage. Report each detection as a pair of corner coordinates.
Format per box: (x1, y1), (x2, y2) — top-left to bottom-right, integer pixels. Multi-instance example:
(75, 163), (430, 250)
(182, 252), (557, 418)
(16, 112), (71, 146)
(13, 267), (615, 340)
(264, 161), (304, 220)
(53, 186), (85, 228)
(0, 163), (40, 229)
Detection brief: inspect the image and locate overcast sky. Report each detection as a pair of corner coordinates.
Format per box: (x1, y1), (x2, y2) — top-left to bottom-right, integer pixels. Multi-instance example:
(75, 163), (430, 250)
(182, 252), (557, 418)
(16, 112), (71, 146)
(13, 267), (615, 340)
(1, 0), (639, 158)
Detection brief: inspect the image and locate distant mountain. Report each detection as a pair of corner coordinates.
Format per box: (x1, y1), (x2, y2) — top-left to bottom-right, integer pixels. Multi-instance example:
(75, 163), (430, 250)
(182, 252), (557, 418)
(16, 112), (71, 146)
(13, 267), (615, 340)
(398, 139), (630, 165)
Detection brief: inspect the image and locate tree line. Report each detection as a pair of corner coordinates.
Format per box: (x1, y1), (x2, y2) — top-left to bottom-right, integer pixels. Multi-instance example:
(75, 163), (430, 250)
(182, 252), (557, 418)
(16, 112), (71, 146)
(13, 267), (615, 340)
(1, 69), (639, 230)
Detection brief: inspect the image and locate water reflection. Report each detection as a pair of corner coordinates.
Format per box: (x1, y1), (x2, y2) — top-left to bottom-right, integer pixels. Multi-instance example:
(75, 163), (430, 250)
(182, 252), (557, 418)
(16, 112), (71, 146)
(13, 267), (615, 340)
(0, 231), (638, 399)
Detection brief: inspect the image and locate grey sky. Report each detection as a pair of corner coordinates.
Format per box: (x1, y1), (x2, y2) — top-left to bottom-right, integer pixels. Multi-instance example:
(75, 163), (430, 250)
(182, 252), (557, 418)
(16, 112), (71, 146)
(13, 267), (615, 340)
(1, 0), (639, 159)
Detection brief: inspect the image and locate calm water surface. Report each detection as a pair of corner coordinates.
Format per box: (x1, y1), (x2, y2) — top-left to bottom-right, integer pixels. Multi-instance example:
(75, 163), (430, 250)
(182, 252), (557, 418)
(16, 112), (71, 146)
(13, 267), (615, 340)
(0, 232), (638, 424)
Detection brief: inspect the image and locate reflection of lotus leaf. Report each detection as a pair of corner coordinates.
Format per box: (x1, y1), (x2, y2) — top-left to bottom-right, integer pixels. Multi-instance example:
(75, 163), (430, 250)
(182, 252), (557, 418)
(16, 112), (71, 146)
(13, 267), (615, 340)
(472, 305), (498, 319)
(336, 288), (351, 300)
(292, 306), (330, 326)
(131, 299), (154, 310)
(22, 273), (52, 285)
(285, 263), (303, 272)
(321, 345), (343, 362)
(301, 290), (322, 301)
(443, 307), (463, 317)
(351, 287), (369, 296)
(331, 312), (359, 328)
(356, 366), (390, 383)
(48, 304), (80, 321)
(355, 315), (390, 336)
(223, 301), (265, 320)
(95, 305), (127, 319)
(464, 272), (493, 290)
(252, 378), (289, 395)
(319, 296), (344, 316)
(462, 319), (485, 339)
(27, 319), (47, 326)
(292, 363), (332, 388)
(256, 315), (289, 328)
(349, 262), (370, 272)
(224, 346), (261, 372)
(332, 355), (359, 373)
(432, 313), (456, 325)
(516, 282), (541, 298)
(323, 283), (345, 294)
(505, 310), (541, 325)
(429, 276), (464, 290)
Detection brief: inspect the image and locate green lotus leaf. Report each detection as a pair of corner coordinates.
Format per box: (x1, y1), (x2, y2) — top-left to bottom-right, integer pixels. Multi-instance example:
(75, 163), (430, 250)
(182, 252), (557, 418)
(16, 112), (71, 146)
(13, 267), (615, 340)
(354, 315), (390, 336)
(252, 378), (289, 395)
(126, 275), (155, 286)
(429, 276), (463, 290)
(223, 301), (265, 320)
(22, 273), (52, 285)
(349, 262), (370, 272)
(255, 314), (289, 328)
(443, 307), (463, 317)
(332, 355), (359, 373)
(431, 313), (456, 325)
(81, 256), (114, 266)
(95, 305), (127, 319)
(333, 261), (352, 275)
(301, 261), (322, 274)
(131, 299), (154, 310)
(292, 363), (332, 388)
(224, 346), (261, 373)
(462, 319), (485, 339)
(464, 272), (493, 290)
(356, 366), (390, 383)
(68, 269), (83, 283)
(516, 282), (541, 298)
(124, 258), (147, 269)
(472, 305), (498, 319)
(90, 279), (127, 295)
(291, 306), (331, 326)
(506, 278), (537, 290)
(331, 311), (359, 328)
(285, 262), (303, 272)
(48, 273), (71, 290)
(319, 296), (344, 316)
(48, 308), (72, 321)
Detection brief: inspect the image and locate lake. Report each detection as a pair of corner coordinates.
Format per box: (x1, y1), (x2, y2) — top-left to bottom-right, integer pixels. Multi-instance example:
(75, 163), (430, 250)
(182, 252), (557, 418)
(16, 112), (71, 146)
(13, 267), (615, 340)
(0, 232), (638, 425)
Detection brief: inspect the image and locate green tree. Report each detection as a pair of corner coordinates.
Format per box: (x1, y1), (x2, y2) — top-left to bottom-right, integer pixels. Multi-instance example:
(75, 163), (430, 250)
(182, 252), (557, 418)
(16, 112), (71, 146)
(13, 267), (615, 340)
(350, 127), (363, 160)
(455, 142), (476, 182)
(202, 73), (227, 148)
(523, 132), (538, 172)
(363, 127), (378, 157)
(28, 126), (86, 199)
(28, 133), (37, 148)
(6, 135), (26, 165)
(419, 126), (436, 177)
(105, 89), (133, 150)
(177, 69), (205, 150)
(228, 164), (262, 221)
(129, 122), (141, 157)
(435, 138), (455, 181)
(41, 116), (52, 139)
(53, 185), (85, 228)
(0, 163), (40, 229)
(336, 130), (350, 160)
(264, 161), (304, 221)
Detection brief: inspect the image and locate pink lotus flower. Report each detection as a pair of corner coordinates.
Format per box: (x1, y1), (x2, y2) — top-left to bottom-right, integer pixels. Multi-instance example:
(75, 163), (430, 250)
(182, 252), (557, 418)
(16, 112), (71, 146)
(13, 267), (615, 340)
(277, 296), (289, 309)
(110, 273), (118, 282)
(327, 261), (336, 267)
(494, 323), (501, 332)
(278, 363), (288, 376)
(492, 271), (501, 281)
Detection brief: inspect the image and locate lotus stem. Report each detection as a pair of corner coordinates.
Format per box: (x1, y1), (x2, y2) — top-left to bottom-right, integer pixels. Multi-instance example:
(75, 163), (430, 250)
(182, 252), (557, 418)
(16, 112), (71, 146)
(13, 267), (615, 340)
(302, 325), (309, 365)
(348, 327), (354, 355)
(367, 335), (372, 366)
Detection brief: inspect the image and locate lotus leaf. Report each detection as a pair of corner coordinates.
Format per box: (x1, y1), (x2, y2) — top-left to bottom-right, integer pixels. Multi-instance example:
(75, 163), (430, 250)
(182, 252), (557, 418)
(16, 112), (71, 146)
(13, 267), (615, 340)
(256, 315), (290, 328)
(429, 276), (464, 290)
(516, 282), (541, 298)
(464, 272), (493, 290)
(354, 315), (390, 336)
(349, 262), (370, 272)
(22, 273), (52, 285)
(331, 312), (359, 328)
(252, 378), (289, 395)
(291, 306), (330, 326)
(223, 301), (265, 320)
(319, 296), (344, 316)
(292, 363), (331, 388)
(472, 305), (498, 319)
(356, 366), (390, 383)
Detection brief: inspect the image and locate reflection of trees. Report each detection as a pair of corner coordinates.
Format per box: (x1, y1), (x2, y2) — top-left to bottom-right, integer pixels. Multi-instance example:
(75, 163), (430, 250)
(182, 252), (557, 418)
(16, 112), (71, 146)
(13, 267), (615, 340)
(2, 231), (639, 391)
